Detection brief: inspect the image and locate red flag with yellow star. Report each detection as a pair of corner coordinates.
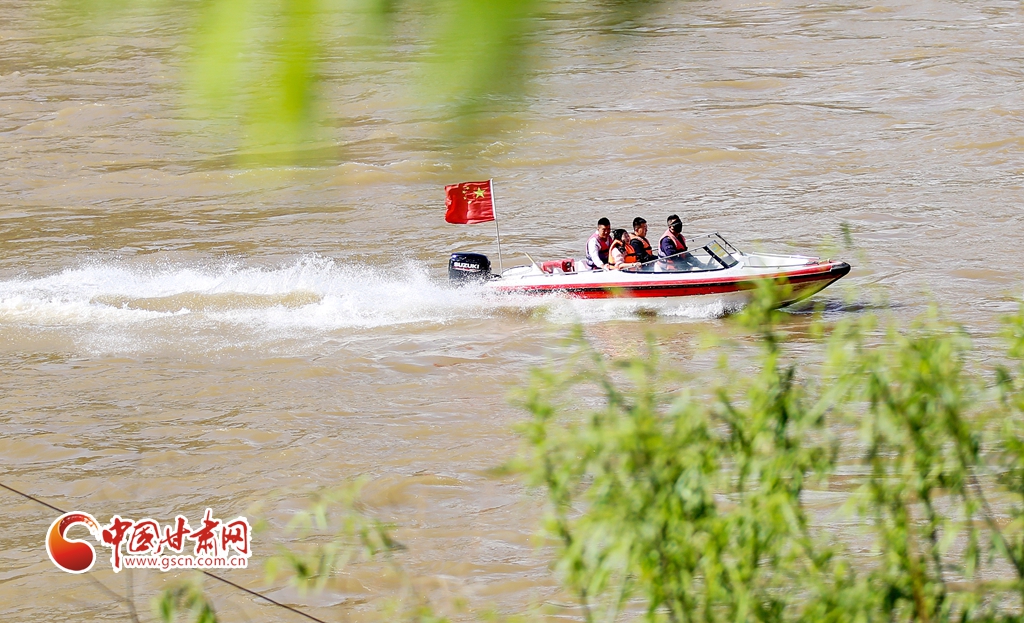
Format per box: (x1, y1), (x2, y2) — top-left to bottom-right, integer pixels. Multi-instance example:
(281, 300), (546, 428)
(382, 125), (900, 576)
(444, 180), (494, 224)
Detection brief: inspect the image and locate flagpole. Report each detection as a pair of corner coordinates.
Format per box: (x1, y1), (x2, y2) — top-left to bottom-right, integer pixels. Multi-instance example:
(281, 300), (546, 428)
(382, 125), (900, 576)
(489, 179), (503, 273)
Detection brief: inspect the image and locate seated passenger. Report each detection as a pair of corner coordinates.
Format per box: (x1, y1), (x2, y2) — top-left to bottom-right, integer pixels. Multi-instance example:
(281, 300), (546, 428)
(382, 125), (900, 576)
(609, 229), (638, 270)
(625, 217), (656, 266)
(584, 217), (613, 271)
(658, 214), (694, 270)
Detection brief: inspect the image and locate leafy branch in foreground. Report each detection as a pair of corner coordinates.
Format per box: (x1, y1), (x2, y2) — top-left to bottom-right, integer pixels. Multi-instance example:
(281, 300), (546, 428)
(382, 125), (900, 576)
(262, 482), (401, 594)
(154, 293), (1024, 623)
(51, 0), (670, 164)
(153, 482), (450, 623)
(155, 575), (218, 623)
(517, 290), (1024, 622)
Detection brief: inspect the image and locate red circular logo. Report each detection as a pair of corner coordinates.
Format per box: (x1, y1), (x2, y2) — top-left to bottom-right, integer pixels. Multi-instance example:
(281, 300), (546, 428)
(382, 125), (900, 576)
(46, 512), (100, 573)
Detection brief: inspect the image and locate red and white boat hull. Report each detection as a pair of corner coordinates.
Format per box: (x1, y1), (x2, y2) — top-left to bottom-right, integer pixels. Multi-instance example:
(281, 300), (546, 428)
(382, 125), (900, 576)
(491, 260), (849, 306)
(475, 235), (851, 311)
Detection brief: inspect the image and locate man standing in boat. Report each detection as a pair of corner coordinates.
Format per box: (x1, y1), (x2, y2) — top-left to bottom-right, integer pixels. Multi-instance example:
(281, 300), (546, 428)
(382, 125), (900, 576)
(625, 217), (656, 266)
(658, 214), (690, 270)
(584, 217), (613, 270)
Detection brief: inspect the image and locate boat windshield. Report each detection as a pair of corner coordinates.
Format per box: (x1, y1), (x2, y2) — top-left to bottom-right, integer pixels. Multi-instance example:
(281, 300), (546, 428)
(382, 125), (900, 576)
(623, 233), (740, 274)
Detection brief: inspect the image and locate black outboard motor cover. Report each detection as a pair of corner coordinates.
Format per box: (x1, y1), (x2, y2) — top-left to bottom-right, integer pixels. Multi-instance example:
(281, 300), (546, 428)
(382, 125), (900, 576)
(449, 252), (492, 283)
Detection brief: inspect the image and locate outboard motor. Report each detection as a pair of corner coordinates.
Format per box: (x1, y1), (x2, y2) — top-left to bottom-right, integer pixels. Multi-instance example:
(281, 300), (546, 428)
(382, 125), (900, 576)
(449, 252), (492, 284)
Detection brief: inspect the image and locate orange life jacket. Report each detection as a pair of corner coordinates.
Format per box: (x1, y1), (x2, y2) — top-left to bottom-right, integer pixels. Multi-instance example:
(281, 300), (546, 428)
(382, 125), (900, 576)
(659, 229), (687, 258)
(623, 235), (653, 263)
(610, 240), (626, 265)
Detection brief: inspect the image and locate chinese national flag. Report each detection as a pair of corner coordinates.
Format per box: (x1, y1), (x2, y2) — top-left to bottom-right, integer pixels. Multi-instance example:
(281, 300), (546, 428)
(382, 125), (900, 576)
(444, 180), (495, 224)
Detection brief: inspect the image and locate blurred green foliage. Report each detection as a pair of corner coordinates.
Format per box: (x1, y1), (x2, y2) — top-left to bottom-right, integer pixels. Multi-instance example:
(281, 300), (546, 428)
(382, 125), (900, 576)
(155, 575), (218, 623)
(154, 482), (454, 623)
(516, 291), (1024, 622)
(51, 0), (667, 164)
(261, 481), (400, 593)
(150, 283), (1024, 622)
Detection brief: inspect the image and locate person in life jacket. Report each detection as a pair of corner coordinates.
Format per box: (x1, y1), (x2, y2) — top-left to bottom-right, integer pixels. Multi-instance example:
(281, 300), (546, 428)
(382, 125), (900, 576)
(624, 217), (656, 266)
(584, 217), (613, 270)
(658, 214), (690, 270)
(609, 229), (637, 270)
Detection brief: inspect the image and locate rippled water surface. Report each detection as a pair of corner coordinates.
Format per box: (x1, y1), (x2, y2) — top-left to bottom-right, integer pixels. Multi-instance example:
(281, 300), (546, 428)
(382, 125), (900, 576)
(1, 0), (1023, 619)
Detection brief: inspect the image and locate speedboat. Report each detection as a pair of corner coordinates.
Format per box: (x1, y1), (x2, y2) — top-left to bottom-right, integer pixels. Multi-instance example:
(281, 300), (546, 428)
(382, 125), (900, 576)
(449, 233), (850, 310)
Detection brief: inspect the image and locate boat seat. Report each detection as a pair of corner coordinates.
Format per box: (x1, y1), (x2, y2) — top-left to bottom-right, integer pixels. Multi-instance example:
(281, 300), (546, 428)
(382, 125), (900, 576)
(540, 259), (575, 274)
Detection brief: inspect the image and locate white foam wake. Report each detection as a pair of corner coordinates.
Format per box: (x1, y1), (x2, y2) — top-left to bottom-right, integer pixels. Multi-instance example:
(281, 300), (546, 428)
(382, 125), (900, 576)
(0, 255), (735, 334)
(0, 256), (496, 329)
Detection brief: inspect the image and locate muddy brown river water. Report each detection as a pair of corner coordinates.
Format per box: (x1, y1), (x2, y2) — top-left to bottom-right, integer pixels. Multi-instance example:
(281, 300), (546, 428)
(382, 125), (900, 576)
(1, 0), (1023, 620)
